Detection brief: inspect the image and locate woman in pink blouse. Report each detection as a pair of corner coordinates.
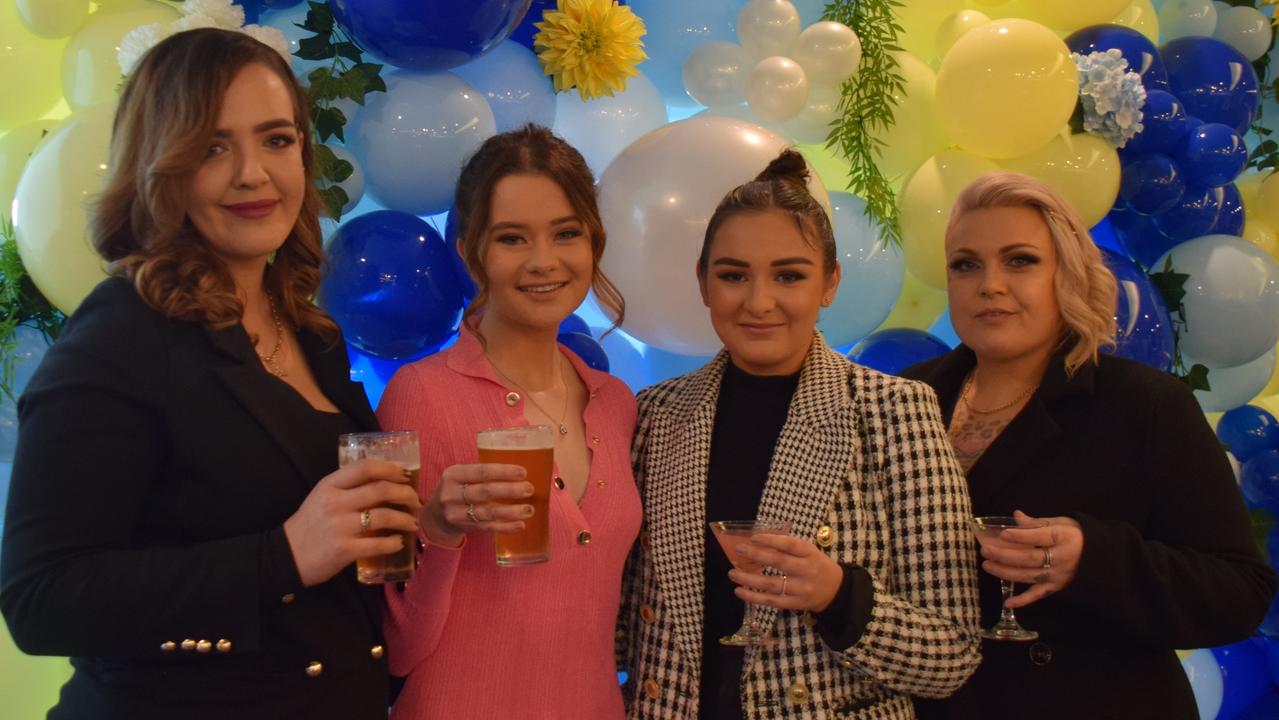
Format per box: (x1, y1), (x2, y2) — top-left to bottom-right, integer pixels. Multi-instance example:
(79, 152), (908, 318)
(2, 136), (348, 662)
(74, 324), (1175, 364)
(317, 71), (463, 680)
(377, 125), (641, 720)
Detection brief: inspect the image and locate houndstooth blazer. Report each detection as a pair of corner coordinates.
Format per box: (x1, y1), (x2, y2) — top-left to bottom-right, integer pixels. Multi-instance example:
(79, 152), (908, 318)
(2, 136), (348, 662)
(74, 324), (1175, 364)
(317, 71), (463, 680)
(618, 335), (981, 719)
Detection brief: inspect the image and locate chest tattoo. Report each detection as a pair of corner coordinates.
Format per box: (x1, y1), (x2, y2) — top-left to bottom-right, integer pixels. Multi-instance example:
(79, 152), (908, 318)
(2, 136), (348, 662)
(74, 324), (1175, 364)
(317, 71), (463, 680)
(948, 413), (1013, 473)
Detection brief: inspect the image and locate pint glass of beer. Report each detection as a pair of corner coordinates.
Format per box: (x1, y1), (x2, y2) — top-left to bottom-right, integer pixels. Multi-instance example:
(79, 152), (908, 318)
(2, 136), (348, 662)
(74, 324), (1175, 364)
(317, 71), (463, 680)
(476, 425), (554, 566)
(339, 431), (421, 584)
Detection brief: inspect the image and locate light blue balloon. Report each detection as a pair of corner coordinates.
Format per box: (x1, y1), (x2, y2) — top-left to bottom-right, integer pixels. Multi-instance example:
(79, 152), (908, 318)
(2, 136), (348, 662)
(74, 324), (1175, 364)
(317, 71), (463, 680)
(600, 327), (715, 391)
(1189, 348), (1277, 412)
(260, 4), (330, 79)
(628, 0), (741, 109)
(791, 0), (825, 26)
(817, 191), (905, 347)
(452, 40), (556, 133)
(348, 70), (496, 216)
(1157, 234), (1279, 369)
(0, 325), (50, 463)
(1182, 648), (1224, 720)
(928, 309), (961, 349)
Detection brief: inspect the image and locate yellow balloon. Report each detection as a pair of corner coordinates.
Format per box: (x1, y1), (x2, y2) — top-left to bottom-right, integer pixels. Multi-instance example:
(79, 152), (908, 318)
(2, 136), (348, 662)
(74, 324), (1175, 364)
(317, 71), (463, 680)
(0, 4), (67, 134)
(797, 142), (851, 194)
(998, 130), (1120, 227)
(1017, 0), (1129, 33)
(1257, 344), (1279, 398)
(877, 269), (949, 331)
(62, 0), (180, 110)
(869, 53), (949, 184)
(13, 102), (116, 315)
(0, 120), (60, 218)
(1237, 170), (1268, 209)
(1256, 172), (1279, 231)
(899, 149), (1000, 289)
(936, 19), (1080, 159)
(1243, 217), (1279, 259)
(936, 10), (992, 61)
(1112, 0), (1160, 44)
(896, 0), (965, 60)
(0, 624), (72, 720)
(17, 0), (91, 39)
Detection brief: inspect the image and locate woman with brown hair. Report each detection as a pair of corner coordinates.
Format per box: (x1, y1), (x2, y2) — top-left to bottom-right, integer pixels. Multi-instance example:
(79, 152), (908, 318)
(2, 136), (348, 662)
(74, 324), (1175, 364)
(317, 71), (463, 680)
(376, 125), (640, 720)
(0, 28), (418, 720)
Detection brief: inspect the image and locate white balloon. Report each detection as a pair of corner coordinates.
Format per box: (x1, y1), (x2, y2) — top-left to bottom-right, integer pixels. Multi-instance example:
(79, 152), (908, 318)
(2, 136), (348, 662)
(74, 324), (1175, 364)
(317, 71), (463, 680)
(692, 103), (786, 136)
(16, 0), (88, 39)
(747, 56), (810, 122)
(1158, 0), (1218, 39)
(1212, 6), (1272, 62)
(737, 0), (802, 61)
(1189, 348), (1277, 412)
(817, 192), (905, 347)
(554, 73), (668, 177)
(597, 116), (830, 354)
(683, 41), (751, 108)
(322, 144), (366, 215)
(781, 85), (840, 144)
(790, 21), (862, 87)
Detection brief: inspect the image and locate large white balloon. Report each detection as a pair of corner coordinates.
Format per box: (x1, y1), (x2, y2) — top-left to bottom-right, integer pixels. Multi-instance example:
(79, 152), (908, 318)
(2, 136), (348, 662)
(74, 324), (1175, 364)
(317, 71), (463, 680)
(747, 56), (810, 122)
(1212, 5), (1272, 62)
(683, 41), (751, 108)
(598, 116), (830, 355)
(790, 21), (862, 88)
(737, 0), (802, 61)
(1158, 0), (1218, 40)
(553, 73), (668, 177)
(781, 85), (840, 144)
(817, 192), (904, 347)
(1188, 348), (1277, 412)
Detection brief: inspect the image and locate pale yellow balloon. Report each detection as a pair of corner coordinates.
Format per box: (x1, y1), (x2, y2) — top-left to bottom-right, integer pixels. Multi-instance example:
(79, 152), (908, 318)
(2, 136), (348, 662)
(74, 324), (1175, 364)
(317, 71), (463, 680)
(1237, 170), (1267, 209)
(936, 19), (1080, 159)
(797, 142), (852, 193)
(877, 269), (949, 331)
(1243, 217), (1279, 260)
(936, 10), (992, 61)
(0, 3), (68, 134)
(13, 102), (116, 314)
(869, 53), (949, 185)
(0, 626), (73, 720)
(0, 120), (60, 218)
(17, 0), (91, 39)
(897, 0), (966, 60)
(899, 149), (1001, 289)
(1256, 172), (1279, 230)
(969, 0), (1013, 6)
(998, 130), (1120, 227)
(1017, 0), (1129, 32)
(1112, 0), (1161, 44)
(1258, 345), (1279, 398)
(62, 0), (180, 110)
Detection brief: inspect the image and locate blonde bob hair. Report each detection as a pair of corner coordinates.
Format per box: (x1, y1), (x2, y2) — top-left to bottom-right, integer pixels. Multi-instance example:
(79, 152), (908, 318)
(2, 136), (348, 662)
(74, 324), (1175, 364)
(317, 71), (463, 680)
(946, 171), (1117, 374)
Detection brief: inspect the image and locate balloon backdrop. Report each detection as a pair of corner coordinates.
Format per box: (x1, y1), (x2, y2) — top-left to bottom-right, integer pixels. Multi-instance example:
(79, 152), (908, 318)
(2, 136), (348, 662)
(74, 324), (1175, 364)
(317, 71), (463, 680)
(553, 72), (667, 176)
(899, 149), (1000, 289)
(452, 40), (557, 133)
(1065, 24), (1170, 93)
(1162, 36), (1259, 136)
(0, 1), (68, 134)
(628, 0), (739, 108)
(61, 0), (179, 111)
(1218, 405), (1279, 464)
(868, 52), (948, 184)
(999, 131), (1120, 228)
(817, 191), (904, 347)
(16, 0), (90, 40)
(329, 0), (528, 71)
(1101, 248), (1175, 372)
(558, 331), (610, 373)
(1189, 348), (1277, 413)
(846, 328), (952, 376)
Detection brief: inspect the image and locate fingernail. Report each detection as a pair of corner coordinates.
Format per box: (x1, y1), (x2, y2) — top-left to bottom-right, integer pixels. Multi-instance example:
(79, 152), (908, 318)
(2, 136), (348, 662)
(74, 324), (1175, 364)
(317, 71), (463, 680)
(524, 483), (535, 496)
(523, 506), (534, 518)
(736, 544), (748, 554)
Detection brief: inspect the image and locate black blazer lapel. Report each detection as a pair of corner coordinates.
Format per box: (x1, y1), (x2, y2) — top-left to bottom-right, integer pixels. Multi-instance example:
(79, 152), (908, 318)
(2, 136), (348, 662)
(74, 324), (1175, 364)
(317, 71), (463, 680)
(297, 331), (378, 432)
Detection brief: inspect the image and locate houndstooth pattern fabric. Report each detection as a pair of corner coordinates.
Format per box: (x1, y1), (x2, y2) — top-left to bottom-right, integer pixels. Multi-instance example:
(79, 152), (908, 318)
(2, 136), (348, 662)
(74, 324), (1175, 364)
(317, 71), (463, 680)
(617, 335), (981, 719)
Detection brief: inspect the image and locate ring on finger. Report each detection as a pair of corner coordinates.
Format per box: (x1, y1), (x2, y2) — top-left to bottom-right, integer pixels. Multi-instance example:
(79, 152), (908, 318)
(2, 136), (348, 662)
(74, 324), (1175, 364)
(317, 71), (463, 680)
(1042, 547), (1054, 569)
(466, 504), (480, 524)
(359, 509), (371, 531)
(460, 483), (470, 504)
(779, 574), (788, 596)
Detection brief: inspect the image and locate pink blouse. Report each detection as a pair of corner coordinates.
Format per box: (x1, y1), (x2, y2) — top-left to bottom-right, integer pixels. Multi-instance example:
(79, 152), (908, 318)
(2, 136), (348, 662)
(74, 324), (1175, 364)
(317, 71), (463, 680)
(376, 328), (641, 720)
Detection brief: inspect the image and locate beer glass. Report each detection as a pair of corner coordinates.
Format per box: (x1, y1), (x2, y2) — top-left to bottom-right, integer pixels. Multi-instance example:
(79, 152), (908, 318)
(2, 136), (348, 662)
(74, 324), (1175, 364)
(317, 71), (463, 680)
(477, 425), (554, 566)
(339, 431), (420, 584)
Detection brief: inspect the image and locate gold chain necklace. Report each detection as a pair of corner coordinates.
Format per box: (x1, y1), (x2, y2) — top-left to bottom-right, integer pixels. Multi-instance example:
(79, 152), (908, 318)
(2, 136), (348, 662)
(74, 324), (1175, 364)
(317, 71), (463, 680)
(488, 354), (570, 436)
(959, 373), (1034, 415)
(257, 295), (287, 378)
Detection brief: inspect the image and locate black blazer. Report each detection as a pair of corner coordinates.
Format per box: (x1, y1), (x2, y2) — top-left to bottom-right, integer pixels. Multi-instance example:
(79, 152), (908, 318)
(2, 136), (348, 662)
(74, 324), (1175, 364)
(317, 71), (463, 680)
(903, 346), (1276, 720)
(1, 278), (389, 719)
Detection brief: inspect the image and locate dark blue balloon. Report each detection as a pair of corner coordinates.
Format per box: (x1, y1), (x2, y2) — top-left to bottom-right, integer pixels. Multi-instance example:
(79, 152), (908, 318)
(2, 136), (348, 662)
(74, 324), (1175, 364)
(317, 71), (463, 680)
(1162, 36), (1260, 135)
(1065, 24), (1169, 92)
(1153, 184), (1224, 242)
(558, 331), (609, 372)
(262, 0), (305, 8)
(559, 314), (590, 337)
(1109, 203), (1178, 269)
(1177, 122), (1248, 188)
(1123, 90), (1188, 155)
(1242, 450), (1279, 516)
(319, 210), (465, 359)
(443, 208), (477, 301)
(1120, 153), (1186, 215)
(846, 329), (952, 376)
(233, 0), (262, 22)
(1218, 406), (1279, 463)
(1089, 217), (1125, 255)
(1099, 248), (1175, 372)
(329, 0), (530, 71)
(1211, 182), (1245, 237)
(1235, 688), (1279, 720)
(1212, 637), (1273, 720)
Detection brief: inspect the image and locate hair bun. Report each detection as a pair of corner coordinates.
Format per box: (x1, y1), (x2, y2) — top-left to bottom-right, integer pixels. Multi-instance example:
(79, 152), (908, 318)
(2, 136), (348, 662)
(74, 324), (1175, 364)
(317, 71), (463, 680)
(754, 148), (810, 185)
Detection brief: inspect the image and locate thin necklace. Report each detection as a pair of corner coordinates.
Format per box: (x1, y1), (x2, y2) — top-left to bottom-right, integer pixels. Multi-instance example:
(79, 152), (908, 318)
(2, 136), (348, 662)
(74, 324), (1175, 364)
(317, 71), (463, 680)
(488, 353), (570, 436)
(959, 372), (1034, 415)
(257, 295), (287, 378)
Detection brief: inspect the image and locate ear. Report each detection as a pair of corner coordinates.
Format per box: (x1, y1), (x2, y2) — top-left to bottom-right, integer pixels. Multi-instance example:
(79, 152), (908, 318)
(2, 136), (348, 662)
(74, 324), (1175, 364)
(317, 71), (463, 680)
(822, 261), (843, 307)
(696, 261), (710, 307)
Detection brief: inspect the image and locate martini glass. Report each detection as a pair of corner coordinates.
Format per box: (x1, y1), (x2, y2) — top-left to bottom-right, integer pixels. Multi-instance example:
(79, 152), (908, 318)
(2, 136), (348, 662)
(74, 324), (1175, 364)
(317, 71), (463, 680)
(709, 519), (793, 646)
(971, 516), (1039, 641)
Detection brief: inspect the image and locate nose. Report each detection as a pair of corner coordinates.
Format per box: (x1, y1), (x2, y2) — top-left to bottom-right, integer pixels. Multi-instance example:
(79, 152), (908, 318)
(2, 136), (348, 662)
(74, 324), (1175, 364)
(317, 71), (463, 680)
(744, 280), (776, 315)
(979, 265), (1006, 298)
(524, 236), (557, 273)
(233, 147), (269, 189)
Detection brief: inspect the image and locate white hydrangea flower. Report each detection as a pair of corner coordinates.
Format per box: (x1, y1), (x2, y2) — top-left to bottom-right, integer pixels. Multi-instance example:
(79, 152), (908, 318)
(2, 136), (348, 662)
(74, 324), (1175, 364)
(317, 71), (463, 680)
(243, 25), (293, 68)
(118, 22), (173, 75)
(181, 0), (245, 29)
(171, 14), (224, 33)
(1072, 49), (1147, 149)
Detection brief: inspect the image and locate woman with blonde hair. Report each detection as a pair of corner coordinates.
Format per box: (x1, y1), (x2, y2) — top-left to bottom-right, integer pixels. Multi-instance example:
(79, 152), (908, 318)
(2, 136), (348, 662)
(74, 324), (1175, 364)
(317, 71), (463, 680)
(904, 170), (1275, 719)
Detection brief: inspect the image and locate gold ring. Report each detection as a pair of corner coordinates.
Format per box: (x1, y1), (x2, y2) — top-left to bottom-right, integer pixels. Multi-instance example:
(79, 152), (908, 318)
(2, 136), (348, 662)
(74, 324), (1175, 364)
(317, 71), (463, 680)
(466, 504), (480, 524)
(780, 574), (788, 596)
(360, 509), (371, 531)
(1042, 547), (1054, 569)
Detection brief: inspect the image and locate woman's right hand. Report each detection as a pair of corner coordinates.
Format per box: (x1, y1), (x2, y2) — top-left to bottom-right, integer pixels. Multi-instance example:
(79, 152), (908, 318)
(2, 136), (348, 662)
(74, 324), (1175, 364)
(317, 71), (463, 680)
(421, 463), (533, 548)
(284, 458), (423, 587)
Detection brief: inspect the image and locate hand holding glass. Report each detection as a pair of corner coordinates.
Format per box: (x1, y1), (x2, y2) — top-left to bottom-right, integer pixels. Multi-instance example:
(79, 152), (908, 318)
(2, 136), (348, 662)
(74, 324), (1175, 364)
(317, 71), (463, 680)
(477, 425), (554, 566)
(340, 431), (420, 584)
(710, 519), (794, 646)
(971, 515), (1038, 641)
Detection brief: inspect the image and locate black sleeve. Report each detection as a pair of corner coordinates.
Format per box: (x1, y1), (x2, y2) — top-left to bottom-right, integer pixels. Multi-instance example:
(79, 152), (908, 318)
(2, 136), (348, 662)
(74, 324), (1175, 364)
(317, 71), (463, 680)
(813, 563), (875, 649)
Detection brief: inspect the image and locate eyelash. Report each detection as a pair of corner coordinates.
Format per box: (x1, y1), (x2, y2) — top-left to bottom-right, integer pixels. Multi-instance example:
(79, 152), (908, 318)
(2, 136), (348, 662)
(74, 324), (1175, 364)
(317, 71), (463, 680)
(205, 133), (297, 157)
(493, 228), (584, 245)
(947, 255), (1040, 272)
(714, 271), (807, 283)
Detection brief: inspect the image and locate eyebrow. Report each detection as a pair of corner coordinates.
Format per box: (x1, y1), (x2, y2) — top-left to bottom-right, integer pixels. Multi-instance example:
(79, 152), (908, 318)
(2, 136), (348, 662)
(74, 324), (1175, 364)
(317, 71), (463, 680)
(488, 216), (580, 232)
(212, 119), (297, 137)
(710, 256), (816, 267)
(950, 242), (1040, 256)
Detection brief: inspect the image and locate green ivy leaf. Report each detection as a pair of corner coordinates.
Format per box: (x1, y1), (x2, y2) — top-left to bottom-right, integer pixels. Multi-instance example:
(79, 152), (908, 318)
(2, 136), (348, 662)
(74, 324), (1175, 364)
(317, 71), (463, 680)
(314, 143), (338, 177)
(1149, 258), (1190, 312)
(1252, 508), (1275, 563)
(296, 34), (336, 61)
(329, 158), (354, 183)
(1179, 363), (1212, 392)
(319, 185), (350, 220)
(333, 42), (363, 63)
(302, 0), (334, 35)
(306, 67), (341, 102)
(313, 106), (347, 143)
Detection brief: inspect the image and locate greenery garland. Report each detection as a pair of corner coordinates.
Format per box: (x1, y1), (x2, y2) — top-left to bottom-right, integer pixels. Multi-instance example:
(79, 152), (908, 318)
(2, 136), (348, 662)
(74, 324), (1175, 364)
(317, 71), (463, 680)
(1243, 0), (1278, 175)
(1149, 257), (1211, 392)
(0, 217), (63, 403)
(821, 0), (905, 246)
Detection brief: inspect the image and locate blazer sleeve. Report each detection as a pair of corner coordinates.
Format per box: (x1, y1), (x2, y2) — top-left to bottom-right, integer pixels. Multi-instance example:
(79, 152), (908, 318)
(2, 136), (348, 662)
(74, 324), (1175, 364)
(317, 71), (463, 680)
(615, 386), (656, 676)
(1052, 378), (1277, 648)
(842, 379), (983, 699)
(0, 289), (299, 657)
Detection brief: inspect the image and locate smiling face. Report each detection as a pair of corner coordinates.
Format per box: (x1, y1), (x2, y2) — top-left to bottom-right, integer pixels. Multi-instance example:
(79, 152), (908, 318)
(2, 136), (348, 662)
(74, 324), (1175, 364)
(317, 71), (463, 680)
(946, 205), (1063, 368)
(186, 62), (304, 281)
(698, 210), (841, 376)
(477, 173), (594, 334)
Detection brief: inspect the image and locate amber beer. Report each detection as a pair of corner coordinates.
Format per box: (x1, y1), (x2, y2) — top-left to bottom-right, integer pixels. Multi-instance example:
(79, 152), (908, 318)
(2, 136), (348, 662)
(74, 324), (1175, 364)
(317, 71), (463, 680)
(477, 425), (554, 566)
(339, 431), (421, 584)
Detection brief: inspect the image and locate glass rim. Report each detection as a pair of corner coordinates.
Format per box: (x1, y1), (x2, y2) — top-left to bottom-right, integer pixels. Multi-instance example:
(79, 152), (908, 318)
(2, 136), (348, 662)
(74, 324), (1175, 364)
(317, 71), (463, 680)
(338, 430), (419, 443)
(476, 424), (555, 439)
(709, 519), (793, 532)
(972, 515), (1019, 529)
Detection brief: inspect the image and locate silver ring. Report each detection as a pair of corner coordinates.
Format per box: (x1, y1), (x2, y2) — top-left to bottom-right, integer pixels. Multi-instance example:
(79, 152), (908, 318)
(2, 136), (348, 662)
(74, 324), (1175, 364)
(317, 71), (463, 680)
(466, 504), (480, 524)
(780, 574), (788, 596)
(1042, 547), (1054, 569)
(360, 509), (371, 531)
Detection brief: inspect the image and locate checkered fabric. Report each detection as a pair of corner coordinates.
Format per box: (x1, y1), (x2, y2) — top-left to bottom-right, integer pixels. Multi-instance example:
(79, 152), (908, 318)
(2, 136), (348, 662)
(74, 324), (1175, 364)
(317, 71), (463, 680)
(617, 335), (981, 719)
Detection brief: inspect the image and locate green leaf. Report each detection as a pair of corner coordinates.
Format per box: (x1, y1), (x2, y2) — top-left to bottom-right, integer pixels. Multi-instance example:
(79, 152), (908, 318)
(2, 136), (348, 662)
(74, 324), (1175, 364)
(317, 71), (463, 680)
(306, 68), (341, 102)
(296, 34), (336, 61)
(314, 143), (339, 177)
(329, 158), (354, 183)
(333, 42), (363, 63)
(1179, 363), (1212, 392)
(319, 185), (350, 220)
(1251, 508), (1275, 563)
(313, 106), (347, 143)
(302, 1), (334, 35)
(1149, 258), (1191, 312)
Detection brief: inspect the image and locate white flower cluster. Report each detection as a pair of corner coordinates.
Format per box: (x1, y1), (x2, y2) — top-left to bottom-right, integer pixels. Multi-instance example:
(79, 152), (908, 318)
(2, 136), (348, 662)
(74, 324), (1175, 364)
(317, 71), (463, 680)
(1072, 49), (1147, 150)
(118, 0), (291, 76)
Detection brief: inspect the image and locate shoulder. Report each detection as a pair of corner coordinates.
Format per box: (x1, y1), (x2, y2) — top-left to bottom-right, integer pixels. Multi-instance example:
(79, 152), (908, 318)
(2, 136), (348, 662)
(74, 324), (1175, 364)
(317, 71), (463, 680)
(635, 368), (703, 418)
(1089, 354), (1199, 417)
(49, 277), (175, 365)
(847, 359), (940, 409)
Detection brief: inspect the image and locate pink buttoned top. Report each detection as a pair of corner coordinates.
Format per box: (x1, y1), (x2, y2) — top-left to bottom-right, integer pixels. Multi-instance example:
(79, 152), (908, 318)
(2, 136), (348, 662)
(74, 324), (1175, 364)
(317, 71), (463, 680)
(376, 327), (641, 720)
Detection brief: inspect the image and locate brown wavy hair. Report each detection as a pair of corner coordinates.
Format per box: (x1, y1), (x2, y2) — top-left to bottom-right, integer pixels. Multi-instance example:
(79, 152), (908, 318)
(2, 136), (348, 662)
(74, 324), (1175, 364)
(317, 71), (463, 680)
(452, 124), (625, 336)
(91, 28), (335, 338)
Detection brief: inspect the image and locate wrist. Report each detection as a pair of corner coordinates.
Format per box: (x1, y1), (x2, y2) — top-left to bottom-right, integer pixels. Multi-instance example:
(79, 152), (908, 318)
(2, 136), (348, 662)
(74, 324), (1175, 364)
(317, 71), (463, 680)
(422, 505), (464, 548)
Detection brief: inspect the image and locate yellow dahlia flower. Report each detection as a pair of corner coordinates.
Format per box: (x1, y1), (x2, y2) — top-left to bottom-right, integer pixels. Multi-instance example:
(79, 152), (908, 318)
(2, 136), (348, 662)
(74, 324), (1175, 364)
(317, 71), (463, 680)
(534, 0), (647, 101)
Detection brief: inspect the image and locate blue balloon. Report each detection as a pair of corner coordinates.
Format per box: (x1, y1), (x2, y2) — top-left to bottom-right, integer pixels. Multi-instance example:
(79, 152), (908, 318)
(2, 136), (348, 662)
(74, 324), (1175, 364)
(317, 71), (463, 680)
(1100, 248), (1175, 372)
(1211, 182), (1245, 237)
(628, 0), (740, 108)
(319, 210), (465, 359)
(1235, 688), (1279, 720)
(1089, 217), (1125, 255)
(1109, 203), (1179, 269)
(846, 329), (952, 376)
(818, 191), (905, 347)
(1120, 153), (1186, 215)
(452, 41), (556, 133)
(1123, 90), (1187, 155)
(1212, 637), (1273, 720)
(1153, 185), (1224, 243)
(1162, 36), (1260, 136)
(442, 208), (478, 301)
(1218, 405), (1279, 463)
(1065, 24), (1170, 92)
(1177, 122), (1248, 188)
(1242, 450), (1279, 516)
(558, 331), (610, 372)
(559, 314), (591, 337)
(233, 0), (263, 23)
(329, 0), (529, 71)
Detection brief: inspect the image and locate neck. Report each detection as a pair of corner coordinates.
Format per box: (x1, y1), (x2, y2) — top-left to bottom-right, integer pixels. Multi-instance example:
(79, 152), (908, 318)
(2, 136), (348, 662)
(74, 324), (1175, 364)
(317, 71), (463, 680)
(970, 346), (1054, 398)
(477, 313), (563, 391)
(231, 262), (270, 320)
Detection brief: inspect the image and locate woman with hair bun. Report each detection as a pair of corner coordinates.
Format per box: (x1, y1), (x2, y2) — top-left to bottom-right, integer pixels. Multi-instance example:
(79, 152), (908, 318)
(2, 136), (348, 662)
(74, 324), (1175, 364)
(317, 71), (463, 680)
(618, 149), (981, 719)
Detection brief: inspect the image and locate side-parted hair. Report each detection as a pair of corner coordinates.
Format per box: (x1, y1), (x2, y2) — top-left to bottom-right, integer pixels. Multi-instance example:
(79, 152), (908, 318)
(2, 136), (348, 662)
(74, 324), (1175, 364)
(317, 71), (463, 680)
(697, 148), (836, 276)
(948, 171), (1117, 374)
(91, 28), (335, 338)
(453, 124), (624, 334)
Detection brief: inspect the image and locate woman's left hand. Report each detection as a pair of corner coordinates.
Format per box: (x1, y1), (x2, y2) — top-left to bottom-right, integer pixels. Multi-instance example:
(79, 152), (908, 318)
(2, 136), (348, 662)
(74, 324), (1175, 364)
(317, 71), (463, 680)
(980, 510), (1085, 609)
(728, 534), (844, 613)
